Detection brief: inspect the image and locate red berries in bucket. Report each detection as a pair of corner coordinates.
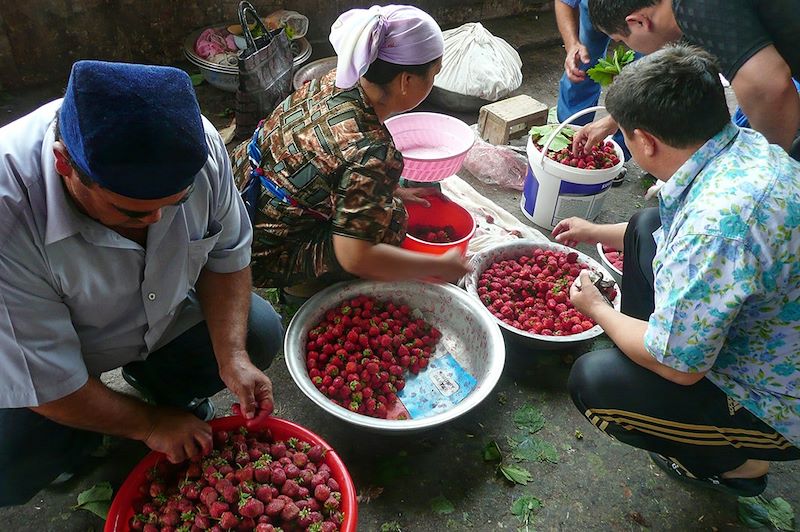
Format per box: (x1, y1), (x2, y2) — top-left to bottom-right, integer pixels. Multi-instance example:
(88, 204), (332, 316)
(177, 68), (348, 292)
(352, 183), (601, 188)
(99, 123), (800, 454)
(476, 248), (617, 336)
(534, 139), (620, 170)
(408, 224), (457, 243)
(601, 245), (624, 273)
(305, 295), (441, 419)
(129, 427), (345, 531)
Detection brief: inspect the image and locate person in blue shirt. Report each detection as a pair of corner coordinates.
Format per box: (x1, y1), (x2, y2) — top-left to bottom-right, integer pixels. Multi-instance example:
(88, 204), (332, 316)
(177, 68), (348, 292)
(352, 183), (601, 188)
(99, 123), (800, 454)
(554, 44), (800, 497)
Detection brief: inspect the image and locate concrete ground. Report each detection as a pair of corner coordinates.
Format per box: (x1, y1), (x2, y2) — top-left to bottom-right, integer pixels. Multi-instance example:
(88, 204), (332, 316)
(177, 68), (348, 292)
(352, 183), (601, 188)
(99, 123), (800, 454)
(1, 9), (797, 532)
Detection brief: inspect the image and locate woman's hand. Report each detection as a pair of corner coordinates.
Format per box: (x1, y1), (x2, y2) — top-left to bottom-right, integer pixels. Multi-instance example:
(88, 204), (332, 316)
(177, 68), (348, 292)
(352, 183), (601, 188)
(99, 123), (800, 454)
(395, 187), (436, 207)
(572, 116), (619, 156)
(552, 217), (597, 247)
(431, 248), (472, 282)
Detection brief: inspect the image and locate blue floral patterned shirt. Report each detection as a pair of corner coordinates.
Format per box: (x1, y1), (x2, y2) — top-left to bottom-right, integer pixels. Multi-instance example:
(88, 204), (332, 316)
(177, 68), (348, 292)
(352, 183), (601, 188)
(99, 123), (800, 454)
(645, 123), (800, 446)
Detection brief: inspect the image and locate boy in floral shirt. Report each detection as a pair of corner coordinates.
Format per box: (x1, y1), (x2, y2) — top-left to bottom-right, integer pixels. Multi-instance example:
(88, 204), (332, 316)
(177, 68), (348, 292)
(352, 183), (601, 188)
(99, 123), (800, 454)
(554, 44), (800, 497)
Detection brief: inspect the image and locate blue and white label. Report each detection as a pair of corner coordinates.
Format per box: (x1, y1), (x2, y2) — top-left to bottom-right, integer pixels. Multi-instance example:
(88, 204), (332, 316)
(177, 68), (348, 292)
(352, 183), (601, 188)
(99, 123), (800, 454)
(397, 352), (477, 419)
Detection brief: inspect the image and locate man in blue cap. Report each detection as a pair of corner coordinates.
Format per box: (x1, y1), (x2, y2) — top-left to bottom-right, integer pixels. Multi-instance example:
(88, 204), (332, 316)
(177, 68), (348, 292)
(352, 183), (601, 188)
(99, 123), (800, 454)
(0, 60), (284, 506)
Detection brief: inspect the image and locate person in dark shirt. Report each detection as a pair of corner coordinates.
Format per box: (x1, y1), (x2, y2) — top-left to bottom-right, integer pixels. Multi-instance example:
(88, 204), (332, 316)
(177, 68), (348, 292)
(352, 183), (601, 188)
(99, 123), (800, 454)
(583, 0), (800, 159)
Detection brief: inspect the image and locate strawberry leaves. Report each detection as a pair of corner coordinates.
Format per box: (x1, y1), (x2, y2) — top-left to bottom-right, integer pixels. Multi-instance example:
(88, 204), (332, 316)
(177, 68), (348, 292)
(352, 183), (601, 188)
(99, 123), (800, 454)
(587, 47), (636, 86)
(72, 482), (113, 519)
(529, 124), (576, 153)
(483, 440), (534, 486)
(738, 495), (795, 530)
(513, 404), (546, 434)
(512, 495), (543, 530)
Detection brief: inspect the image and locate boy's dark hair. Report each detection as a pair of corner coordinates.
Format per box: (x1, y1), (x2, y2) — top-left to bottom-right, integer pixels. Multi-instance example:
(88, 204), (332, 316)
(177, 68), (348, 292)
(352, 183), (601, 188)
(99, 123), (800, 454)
(589, 0), (660, 36)
(605, 44), (730, 148)
(363, 57), (439, 86)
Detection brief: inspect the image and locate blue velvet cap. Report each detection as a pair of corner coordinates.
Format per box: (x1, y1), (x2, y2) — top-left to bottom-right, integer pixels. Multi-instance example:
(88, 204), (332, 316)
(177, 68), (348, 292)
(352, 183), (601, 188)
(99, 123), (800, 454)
(58, 60), (209, 199)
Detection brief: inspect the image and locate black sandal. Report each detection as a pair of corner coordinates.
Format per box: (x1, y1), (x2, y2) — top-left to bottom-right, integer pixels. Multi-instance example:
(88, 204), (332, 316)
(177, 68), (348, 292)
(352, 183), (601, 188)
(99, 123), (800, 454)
(649, 452), (767, 497)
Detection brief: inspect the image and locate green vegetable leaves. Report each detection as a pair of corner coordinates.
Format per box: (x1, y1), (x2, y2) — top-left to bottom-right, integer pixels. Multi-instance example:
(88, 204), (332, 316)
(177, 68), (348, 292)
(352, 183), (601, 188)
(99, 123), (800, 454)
(738, 495), (795, 530)
(512, 495), (543, 529)
(529, 125), (576, 153)
(72, 482), (113, 519)
(430, 495), (456, 515)
(587, 47), (636, 86)
(499, 465), (534, 485)
(508, 436), (559, 464)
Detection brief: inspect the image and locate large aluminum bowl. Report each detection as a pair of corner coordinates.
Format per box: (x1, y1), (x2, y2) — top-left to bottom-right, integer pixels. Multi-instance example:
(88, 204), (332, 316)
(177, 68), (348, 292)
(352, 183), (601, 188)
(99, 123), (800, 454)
(285, 280), (505, 432)
(464, 240), (621, 349)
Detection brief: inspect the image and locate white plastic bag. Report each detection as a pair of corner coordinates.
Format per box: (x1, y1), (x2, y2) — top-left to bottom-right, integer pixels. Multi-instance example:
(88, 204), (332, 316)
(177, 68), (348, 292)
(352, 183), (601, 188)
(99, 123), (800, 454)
(434, 23), (522, 101)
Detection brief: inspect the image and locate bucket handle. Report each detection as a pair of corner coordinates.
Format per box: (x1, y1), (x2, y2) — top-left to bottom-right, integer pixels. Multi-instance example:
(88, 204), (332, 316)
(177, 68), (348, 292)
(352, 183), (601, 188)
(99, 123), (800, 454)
(536, 105), (605, 167)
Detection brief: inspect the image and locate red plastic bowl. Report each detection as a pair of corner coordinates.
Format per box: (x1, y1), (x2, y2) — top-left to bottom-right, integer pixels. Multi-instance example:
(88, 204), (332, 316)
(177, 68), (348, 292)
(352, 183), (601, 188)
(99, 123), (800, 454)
(105, 416), (357, 532)
(401, 194), (476, 256)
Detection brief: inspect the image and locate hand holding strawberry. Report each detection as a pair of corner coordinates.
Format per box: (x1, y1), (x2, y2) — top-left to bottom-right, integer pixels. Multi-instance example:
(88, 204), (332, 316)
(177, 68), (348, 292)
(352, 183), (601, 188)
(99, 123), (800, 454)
(231, 401), (272, 429)
(141, 406), (213, 463)
(571, 115), (620, 157)
(218, 352), (274, 422)
(569, 270), (608, 319)
(552, 217), (598, 248)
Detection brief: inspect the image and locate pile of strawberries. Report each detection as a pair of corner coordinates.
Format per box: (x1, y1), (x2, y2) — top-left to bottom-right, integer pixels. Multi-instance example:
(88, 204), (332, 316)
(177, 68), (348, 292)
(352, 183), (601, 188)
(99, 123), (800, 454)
(130, 428), (343, 531)
(408, 224), (457, 243)
(476, 248), (617, 336)
(536, 140), (620, 170)
(305, 296), (441, 419)
(601, 245), (624, 273)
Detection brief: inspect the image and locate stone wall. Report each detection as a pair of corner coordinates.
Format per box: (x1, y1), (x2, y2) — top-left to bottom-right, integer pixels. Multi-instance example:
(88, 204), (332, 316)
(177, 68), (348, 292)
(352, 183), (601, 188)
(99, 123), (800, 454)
(0, 0), (550, 89)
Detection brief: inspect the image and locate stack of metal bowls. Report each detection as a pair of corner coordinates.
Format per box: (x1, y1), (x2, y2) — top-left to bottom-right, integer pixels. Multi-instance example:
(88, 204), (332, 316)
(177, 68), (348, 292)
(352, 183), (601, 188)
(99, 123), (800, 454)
(183, 25), (312, 92)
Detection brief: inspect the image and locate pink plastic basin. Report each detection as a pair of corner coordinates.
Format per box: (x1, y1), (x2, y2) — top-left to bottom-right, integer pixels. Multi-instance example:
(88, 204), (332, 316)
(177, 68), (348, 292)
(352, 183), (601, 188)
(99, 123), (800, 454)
(401, 194), (476, 255)
(385, 112), (474, 182)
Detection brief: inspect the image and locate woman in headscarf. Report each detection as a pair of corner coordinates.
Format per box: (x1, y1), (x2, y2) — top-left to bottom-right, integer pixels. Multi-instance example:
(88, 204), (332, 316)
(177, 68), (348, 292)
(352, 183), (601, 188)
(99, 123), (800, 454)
(232, 5), (470, 297)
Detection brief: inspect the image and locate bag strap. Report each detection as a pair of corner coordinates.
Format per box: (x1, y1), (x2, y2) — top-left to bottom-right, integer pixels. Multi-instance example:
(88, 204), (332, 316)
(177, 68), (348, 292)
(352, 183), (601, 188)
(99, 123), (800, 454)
(238, 1), (273, 52)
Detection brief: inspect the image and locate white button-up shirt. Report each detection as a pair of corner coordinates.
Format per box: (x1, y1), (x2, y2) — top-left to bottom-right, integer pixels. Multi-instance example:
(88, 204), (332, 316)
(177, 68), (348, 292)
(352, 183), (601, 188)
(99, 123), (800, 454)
(0, 100), (253, 408)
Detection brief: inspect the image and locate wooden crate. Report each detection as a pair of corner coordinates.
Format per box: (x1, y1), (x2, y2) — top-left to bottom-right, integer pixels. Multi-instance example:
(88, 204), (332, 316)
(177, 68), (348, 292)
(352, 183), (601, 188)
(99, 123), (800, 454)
(478, 95), (548, 145)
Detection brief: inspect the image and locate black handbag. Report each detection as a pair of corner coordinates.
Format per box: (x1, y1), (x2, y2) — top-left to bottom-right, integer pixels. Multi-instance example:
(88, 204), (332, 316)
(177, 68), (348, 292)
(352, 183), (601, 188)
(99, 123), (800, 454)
(234, 1), (294, 138)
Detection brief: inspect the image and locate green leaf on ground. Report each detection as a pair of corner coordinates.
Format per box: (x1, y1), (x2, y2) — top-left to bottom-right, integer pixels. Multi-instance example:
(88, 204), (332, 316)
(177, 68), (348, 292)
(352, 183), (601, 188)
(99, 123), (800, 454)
(483, 440), (502, 462)
(190, 73), (205, 86)
(738, 495), (795, 530)
(380, 521), (403, 532)
(511, 495), (543, 527)
(430, 495), (455, 515)
(376, 451), (411, 485)
(72, 482), (113, 519)
(499, 464), (533, 485)
(513, 404), (545, 434)
(508, 436), (559, 464)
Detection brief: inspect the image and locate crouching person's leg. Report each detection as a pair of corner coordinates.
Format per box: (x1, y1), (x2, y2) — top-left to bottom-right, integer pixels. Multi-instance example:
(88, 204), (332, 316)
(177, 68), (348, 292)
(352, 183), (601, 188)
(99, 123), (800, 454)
(568, 348), (800, 496)
(621, 207), (660, 320)
(122, 293), (283, 419)
(0, 408), (102, 506)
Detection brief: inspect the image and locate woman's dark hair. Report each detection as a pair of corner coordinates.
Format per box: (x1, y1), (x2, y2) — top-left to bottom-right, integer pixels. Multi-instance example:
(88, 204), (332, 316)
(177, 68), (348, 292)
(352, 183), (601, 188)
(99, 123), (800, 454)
(363, 57), (440, 86)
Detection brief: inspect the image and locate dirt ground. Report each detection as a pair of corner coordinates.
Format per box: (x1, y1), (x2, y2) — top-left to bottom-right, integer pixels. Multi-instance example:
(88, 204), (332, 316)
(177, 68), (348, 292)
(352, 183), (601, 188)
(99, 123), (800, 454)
(0, 8), (796, 532)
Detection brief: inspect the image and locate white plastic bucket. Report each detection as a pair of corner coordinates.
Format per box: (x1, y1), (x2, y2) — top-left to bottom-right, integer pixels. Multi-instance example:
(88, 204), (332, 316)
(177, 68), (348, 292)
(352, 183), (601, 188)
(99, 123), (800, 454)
(520, 106), (625, 230)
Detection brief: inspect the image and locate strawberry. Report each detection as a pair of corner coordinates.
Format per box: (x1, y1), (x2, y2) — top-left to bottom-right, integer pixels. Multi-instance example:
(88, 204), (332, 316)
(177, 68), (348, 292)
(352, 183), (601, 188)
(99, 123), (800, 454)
(238, 493), (265, 518)
(264, 498), (285, 517)
(281, 501), (300, 522)
(218, 511), (239, 530)
(206, 499), (228, 519)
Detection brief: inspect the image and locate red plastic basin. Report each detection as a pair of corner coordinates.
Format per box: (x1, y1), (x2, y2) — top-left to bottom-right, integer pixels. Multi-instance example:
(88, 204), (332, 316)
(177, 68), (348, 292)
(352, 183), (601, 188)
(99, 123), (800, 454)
(105, 416), (357, 532)
(401, 194), (476, 256)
